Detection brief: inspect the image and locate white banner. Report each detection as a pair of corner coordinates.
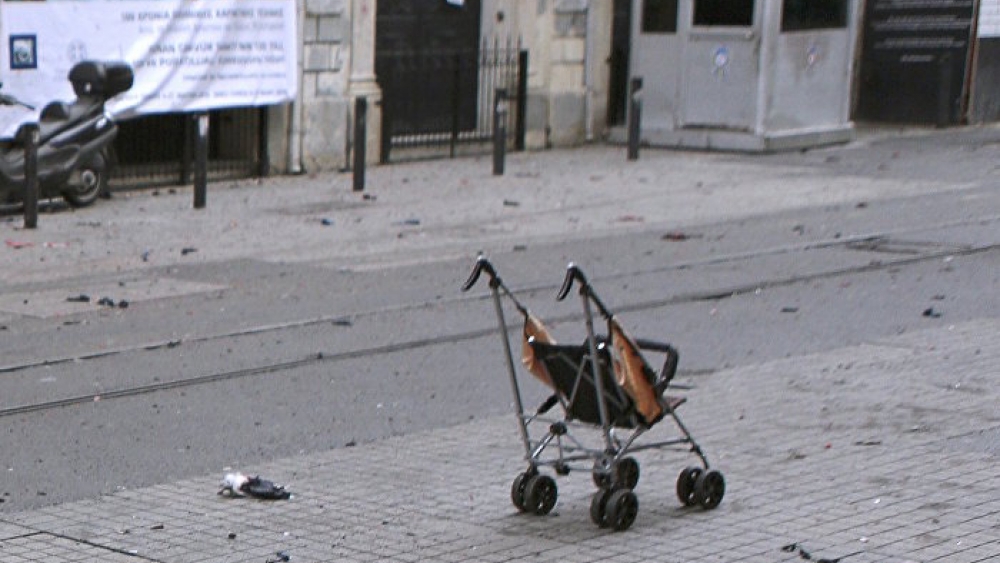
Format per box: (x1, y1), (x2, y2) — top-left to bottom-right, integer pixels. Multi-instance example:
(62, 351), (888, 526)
(0, 0), (298, 135)
(982, 0), (1000, 38)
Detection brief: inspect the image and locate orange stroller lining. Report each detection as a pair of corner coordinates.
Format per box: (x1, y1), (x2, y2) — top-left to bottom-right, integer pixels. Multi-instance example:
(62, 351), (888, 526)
(609, 318), (663, 425)
(521, 312), (556, 389)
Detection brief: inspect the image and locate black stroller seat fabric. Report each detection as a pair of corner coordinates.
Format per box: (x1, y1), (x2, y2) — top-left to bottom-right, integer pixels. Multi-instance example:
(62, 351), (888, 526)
(530, 340), (640, 428)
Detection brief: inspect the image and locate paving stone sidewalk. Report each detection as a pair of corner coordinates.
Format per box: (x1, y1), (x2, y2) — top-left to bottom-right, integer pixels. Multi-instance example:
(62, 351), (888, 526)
(2, 317), (997, 563)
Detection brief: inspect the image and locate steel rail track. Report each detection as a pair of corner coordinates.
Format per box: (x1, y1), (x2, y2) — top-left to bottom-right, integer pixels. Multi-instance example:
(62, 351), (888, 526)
(1, 234), (997, 420)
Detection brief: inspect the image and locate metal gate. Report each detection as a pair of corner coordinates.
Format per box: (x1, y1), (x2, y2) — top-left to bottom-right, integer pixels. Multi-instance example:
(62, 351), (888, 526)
(110, 107), (268, 188)
(377, 40), (527, 162)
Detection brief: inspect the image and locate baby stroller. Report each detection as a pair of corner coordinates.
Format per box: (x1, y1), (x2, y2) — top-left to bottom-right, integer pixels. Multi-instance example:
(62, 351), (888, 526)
(462, 256), (724, 531)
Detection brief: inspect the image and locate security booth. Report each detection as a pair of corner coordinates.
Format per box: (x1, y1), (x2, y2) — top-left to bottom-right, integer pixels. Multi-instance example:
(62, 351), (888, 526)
(630, 0), (860, 151)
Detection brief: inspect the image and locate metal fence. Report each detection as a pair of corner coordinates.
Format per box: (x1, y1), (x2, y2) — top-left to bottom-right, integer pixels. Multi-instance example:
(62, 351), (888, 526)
(110, 106), (268, 189)
(378, 39), (527, 162)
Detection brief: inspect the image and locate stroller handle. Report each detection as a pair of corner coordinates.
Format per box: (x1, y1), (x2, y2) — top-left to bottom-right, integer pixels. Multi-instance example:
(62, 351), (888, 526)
(557, 263), (614, 318)
(556, 263), (587, 301)
(462, 255), (499, 291)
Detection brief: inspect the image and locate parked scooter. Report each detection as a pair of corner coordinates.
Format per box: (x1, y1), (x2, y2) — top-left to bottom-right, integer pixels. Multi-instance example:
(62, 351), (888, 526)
(0, 60), (133, 207)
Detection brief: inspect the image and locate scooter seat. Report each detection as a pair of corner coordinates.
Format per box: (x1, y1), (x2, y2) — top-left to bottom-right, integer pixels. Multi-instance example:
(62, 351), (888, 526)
(40, 101), (71, 121)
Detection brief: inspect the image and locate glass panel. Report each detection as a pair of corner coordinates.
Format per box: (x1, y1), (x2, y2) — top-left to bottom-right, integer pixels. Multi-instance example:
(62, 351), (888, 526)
(781, 0), (847, 32)
(693, 0), (754, 27)
(641, 0), (678, 33)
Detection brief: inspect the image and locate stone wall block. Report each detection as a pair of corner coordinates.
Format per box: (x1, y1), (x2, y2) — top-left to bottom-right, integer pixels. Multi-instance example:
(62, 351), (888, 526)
(305, 0), (346, 16)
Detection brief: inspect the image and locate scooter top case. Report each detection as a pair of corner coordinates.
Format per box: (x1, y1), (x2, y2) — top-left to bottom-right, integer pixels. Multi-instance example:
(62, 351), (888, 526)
(37, 61), (134, 144)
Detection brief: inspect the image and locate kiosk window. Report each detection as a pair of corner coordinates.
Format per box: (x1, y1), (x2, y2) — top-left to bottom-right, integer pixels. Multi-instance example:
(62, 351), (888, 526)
(642, 0), (678, 33)
(693, 0), (753, 27)
(781, 0), (847, 31)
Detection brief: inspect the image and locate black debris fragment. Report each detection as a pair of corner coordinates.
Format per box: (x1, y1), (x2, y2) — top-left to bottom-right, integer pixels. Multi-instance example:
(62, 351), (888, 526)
(181, 247), (198, 256)
(781, 307), (799, 314)
(67, 294), (90, 303)
(923, 307), (942, 319)
(780, 543), (862, 563)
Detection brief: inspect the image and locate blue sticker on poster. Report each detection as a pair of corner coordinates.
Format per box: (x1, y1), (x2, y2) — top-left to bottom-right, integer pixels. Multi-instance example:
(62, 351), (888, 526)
(9, 34), (38, 70)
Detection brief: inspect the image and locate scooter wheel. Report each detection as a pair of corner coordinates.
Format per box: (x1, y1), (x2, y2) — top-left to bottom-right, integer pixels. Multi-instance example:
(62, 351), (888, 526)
(63, 151), (107, 207)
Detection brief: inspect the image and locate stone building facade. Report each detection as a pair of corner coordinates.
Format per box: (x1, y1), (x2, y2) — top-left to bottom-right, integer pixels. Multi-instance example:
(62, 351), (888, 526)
(268, 0), (614, 174)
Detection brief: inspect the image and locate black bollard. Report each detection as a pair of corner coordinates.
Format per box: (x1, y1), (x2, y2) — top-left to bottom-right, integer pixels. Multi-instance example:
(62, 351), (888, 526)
(193, 113), (208, 209)
(493, 88), (508, 176)
(627, 77), (643, 161)
(21, 123), (39, 229)
(353, 97), (367, 192)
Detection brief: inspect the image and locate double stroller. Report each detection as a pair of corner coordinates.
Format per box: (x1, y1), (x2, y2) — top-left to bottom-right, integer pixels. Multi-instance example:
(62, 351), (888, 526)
(463, 257), (724, 531)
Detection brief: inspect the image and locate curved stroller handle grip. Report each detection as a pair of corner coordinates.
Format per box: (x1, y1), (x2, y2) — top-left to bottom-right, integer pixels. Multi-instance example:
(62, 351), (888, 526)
(462, 255), (499, 291)
(556, 263), (588, 301)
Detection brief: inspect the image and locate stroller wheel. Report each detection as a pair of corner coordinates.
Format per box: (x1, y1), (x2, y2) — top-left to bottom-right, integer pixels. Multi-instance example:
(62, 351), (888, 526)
(590, 488), (612, 527)
(510, 472), (532, 512)
(612, 457), (640, 490)
(676, 466), (703, 506)
(693, 469), (725, 510)
(524, 474), (558, 515)
(606, 489), (639, 531)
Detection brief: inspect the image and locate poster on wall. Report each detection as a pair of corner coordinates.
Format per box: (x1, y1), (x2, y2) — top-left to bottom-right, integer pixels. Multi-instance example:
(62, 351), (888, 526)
(982, 0), (1000, 38)
(0, 0), (298, 136)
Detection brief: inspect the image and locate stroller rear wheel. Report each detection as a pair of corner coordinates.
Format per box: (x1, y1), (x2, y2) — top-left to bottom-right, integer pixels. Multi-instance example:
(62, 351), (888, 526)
(606, 489), (639, 531)
(676, 466), (703, 506)
(524, 474), (558, 515)
(693, 469), (725, 510)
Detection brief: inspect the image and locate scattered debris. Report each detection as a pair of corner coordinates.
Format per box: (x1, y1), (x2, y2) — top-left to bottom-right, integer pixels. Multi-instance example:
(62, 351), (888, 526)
(856, 202), (868, 209)
(227, 532), (237, 540)
(266, 551), (291, 563)
(362, 193), (377, 201)
(661, 231), (693, 241)
(321, 218), (334, 226)
(781, 307), (799, 314)
(792, 224), (805, 235)
(853, 440), (882, 447)
(512, 244), (527, 252)
(931, 294), (946, 301)
(922, 307), (942, 319)
(181, 247), (198, 256)
(141, 250), (152, 262)
(397, 218), (421, 226)
(218, 472), (292, 500)
(66, 294), (91, 303)
(332, 317), (352, 327)
(5, 240), (33, 249)
(503, 199), (520, 207)
(781, 543), (861, 563)
(616, 214), (644, 223)
(150, 524), (165, 530)
(97, 297), (116, 307)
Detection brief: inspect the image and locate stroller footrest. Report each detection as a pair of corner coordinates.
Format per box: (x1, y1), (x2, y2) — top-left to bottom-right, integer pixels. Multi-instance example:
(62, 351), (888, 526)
(663, 395), (686, 412)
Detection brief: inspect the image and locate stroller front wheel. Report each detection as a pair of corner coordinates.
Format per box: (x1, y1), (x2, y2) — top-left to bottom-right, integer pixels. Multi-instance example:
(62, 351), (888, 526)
(606, 489), (639, 531)
(524, 474), (558, 515)
(511, 472), (532, 512)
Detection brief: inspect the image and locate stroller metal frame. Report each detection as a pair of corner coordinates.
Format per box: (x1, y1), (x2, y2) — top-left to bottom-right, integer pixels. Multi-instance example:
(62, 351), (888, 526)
(463, 256), (725, 531)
